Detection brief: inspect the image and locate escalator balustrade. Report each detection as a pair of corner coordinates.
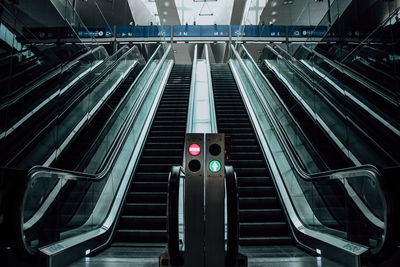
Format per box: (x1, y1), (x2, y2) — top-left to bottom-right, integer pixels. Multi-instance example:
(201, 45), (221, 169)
(211, 64), (292, 246)
(113, 64), (191, 245)
(29, 64), (142, 235)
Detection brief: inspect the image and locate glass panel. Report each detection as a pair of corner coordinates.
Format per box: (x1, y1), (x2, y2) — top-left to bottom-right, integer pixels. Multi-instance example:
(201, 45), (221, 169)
(230, 44), (386, 252)
(21, 45), (170, 252)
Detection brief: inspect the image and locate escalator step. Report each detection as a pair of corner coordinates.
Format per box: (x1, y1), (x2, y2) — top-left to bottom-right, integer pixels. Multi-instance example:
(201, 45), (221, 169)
(114, 229), (167, 243)
(239, 236), (292, 246)
(212, 64), (292, 246)
(123, 203), (166, 216)
(119, 216), (166, 229)
(240, 222), (290, 237)
(240, 209), (286, 222)
(127, 192), (167, 203)
(239, 197), (281, 209)
(114, 64), (191, 245)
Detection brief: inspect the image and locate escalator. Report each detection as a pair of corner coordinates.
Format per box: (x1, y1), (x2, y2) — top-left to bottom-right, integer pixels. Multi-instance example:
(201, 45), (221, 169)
(301, 46), (400, 129)
(52, 66), (142, 170)
(113, 64), (191, 245)
(0, 46), (138, 169)
(260, 65), (351, 171)
(211, 64), (292, 246)
(259, 64), (357, 230)
(26, 64), (143, 235)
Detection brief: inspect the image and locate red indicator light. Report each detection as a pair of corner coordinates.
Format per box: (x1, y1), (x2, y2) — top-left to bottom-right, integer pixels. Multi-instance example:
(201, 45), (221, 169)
(188, 144), (201, 156)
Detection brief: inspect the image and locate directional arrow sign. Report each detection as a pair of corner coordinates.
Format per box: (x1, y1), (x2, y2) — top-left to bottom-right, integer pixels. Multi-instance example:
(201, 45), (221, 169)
(209, 160), (221, 173)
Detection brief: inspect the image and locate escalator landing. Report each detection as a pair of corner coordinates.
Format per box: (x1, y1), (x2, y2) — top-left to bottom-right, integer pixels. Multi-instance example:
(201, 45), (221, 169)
(67, 246), (343, 267)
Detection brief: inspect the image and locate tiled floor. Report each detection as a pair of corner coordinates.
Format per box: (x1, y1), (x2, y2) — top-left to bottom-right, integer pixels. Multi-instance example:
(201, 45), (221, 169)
(68, 245), (343, 267)
(242, 246), (341, 267)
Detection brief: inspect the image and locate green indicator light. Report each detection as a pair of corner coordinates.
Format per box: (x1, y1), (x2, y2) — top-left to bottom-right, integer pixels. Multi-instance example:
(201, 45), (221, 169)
(209, 160), (221, 173)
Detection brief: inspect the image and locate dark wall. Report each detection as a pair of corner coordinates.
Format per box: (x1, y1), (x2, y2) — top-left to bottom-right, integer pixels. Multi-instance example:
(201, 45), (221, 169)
(74, 0), (134, 26)
(326, 0), (400, 39)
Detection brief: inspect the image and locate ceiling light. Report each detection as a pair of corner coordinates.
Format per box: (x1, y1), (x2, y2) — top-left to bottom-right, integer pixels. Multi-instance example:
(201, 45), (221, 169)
(271, 1), (277, 7)
(283, 0), (294, 5)
(164, 1), (170, 7)
(272, 11), (277, 15)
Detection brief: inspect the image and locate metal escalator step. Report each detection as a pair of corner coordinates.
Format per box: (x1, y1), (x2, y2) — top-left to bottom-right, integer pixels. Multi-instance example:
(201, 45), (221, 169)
(114, 229), (167, 243)
(148, 131), (185, 137)
(115, 64), (190, 245)
(123, 203), (166, 216)
(228, 159), (267, 168)
(237, 177), (273, 187)
(234, 167), (269, 176)
(229, 152), (264, 160)
(239, 236), (292, 246)
(146, 136), (184, 143)
(239, 197), (280, 209)
(240, 222), (290, 237)
(140, 156), (182, 164)
(134, 172), (169, 182)
(238, 186), (275, 197)
(119, 216), (166, 229)
(141, 149), (182, 157)
(131, 181), (168, 192)
(230, 145), (260, 152)
(136, 164), (178, 173)
(127, 192), (167, 203)
(145, 142), (183, 149)
(240, 209), (285, 222)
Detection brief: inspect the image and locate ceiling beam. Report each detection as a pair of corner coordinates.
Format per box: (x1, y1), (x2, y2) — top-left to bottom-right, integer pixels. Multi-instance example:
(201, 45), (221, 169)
(230, 0), (248, 25)
(128, 0), (156, 25)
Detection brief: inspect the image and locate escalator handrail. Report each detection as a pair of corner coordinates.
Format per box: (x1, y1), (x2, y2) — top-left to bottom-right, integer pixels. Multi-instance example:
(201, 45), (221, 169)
(25, 44), (164, 188)
(246, 53), (330, 172)
(0, 46), (107, 110)
(225, 165), (239, 266)
(277, 46), (400, 143)
(263, 44), (398, 164)
(16, 45), (171, 256)
(4, 45), (137, 165)
(231, 44), (391, 255)
(167, 165), (182, 266)
(74, 45), (164, 174)
(242, 44), (389, 232)
(299, 45), (398, 106)
(0, 46), (87, 96)
(239, 44), (382, 183)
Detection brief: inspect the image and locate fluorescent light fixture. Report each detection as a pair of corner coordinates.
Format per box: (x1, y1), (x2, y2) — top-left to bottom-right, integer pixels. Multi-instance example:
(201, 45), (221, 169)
(283, 0), (294, 5)
(188, 41), (212, 43)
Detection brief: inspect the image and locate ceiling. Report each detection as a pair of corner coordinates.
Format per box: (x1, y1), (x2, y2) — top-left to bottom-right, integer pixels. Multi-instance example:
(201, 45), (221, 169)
(259, 0), (329, 26)
(73, 0), (330, 27)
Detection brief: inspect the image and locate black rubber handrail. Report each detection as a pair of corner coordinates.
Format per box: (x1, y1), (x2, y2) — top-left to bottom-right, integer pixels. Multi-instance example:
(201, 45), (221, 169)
(225, 165), (239, 266)
(167, 165), (182, 266)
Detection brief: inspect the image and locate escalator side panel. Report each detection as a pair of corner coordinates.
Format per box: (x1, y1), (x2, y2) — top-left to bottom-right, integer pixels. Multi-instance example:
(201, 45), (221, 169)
(113, 64), (191, 245)
(211, 64), (292, 246)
